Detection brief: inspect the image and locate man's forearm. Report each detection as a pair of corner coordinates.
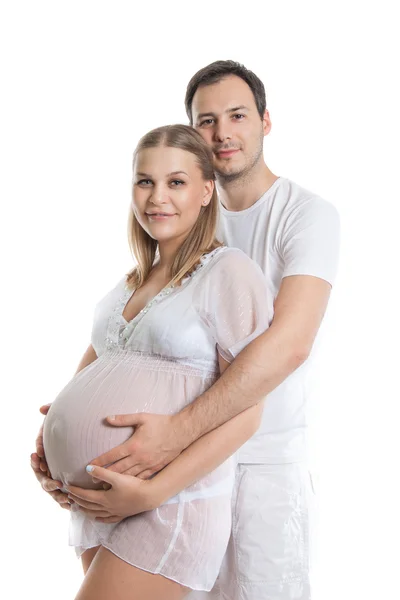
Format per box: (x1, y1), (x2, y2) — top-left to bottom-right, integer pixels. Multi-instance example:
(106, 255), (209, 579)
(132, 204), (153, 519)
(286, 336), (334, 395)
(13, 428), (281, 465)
(177, 325), (307, 447)
(175, 274), (331, 447)
(150, 403), (263, 506)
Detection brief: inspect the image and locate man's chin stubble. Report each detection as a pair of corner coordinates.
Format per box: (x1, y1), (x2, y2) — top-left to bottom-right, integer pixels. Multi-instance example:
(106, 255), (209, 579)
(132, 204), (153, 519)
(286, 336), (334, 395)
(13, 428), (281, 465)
(215, 166), (246, 184)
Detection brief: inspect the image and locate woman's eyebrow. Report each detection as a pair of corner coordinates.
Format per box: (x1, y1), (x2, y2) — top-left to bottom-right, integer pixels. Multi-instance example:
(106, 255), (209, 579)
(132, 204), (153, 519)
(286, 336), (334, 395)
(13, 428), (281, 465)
(136, 171), (189, 178)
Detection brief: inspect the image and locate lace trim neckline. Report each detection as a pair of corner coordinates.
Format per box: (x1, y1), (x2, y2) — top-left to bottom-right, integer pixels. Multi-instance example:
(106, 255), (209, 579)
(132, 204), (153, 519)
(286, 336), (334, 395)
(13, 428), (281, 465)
(107, 246), (227, 348)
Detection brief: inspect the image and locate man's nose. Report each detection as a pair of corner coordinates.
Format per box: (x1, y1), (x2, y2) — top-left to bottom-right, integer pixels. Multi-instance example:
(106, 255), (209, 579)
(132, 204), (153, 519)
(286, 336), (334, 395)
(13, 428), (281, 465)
(213, 121), (232, 143)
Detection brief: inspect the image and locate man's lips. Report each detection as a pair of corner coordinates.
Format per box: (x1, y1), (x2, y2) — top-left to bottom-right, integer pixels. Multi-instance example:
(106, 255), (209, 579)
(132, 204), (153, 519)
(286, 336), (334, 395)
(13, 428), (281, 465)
(215, 148), (240, 158)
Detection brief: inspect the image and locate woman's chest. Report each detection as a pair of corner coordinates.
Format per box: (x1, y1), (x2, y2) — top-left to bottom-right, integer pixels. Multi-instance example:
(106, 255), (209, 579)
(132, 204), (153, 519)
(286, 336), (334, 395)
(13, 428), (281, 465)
(92, 280), (217, 364)
(122, 274), (171, 323)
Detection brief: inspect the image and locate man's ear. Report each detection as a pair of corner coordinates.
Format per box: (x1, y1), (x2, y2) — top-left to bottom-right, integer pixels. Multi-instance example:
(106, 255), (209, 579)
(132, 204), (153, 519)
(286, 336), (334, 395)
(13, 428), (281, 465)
(262, 109), (272, 136)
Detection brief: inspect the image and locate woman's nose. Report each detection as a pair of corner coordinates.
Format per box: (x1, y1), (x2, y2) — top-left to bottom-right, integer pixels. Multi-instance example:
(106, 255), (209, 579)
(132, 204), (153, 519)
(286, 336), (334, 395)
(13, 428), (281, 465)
(149, 184), (169, 204)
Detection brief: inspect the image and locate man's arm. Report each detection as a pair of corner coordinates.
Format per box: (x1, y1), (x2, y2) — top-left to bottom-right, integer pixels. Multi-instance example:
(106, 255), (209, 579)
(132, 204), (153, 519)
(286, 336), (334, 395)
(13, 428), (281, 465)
(65, 356), (265, 521)
(178, 274), (331, 445)
(92, 274), (331, 477)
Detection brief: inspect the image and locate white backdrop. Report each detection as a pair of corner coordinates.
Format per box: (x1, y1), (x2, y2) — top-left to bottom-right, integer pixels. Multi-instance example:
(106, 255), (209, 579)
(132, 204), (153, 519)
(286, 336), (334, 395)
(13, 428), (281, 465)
(1, 1), (399, 598)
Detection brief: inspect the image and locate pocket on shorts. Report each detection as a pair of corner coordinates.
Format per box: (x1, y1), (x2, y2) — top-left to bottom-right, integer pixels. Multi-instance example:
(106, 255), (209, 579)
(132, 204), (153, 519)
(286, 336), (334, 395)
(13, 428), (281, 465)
(232, 464), (310, 585)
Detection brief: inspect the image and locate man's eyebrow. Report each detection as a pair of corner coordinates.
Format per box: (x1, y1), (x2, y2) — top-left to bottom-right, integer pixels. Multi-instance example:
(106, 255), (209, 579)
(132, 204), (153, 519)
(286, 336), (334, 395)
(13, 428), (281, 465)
(196, 111), (217, 121)
(227, 105), (249, 113)
(196, 105), (249, 121)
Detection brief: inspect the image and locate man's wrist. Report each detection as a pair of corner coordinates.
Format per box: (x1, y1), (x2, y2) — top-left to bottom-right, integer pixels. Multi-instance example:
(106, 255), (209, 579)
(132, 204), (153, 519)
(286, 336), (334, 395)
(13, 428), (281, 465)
(172, 405), (199, 450)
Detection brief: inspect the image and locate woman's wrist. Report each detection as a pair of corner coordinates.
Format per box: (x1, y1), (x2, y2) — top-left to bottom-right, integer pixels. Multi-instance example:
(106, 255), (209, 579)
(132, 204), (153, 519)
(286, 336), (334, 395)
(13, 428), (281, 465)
(142, 477), (166, 510)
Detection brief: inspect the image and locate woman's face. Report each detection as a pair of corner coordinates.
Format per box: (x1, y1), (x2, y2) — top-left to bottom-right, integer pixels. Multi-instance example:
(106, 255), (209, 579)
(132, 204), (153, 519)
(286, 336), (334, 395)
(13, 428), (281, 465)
(132, 146), (213, 246)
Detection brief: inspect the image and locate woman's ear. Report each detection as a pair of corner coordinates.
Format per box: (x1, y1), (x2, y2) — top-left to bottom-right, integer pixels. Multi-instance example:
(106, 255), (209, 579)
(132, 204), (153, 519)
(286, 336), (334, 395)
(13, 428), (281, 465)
(202, 180), (214, 206)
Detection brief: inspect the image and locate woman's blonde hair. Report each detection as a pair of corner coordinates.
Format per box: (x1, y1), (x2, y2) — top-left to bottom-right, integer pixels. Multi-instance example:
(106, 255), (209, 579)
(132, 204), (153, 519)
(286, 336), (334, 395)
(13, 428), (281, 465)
(126, 124), (222, 290)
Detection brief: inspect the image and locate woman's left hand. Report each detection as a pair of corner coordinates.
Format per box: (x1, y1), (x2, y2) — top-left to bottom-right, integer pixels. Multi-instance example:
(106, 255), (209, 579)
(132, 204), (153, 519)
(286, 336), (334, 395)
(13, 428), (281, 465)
(65, 465), (157, 524)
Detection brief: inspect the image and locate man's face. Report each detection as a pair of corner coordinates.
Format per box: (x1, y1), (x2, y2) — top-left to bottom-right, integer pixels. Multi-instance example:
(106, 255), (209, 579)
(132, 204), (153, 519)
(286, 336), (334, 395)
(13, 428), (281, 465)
(191, 75), (270, 182)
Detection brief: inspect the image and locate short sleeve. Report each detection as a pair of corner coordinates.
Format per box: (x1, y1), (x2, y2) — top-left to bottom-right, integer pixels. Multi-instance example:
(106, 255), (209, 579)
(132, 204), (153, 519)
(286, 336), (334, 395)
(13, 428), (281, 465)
(91, 277), (127, 356)
(193, 249), (271, 363)
(280, 198), (340, 286)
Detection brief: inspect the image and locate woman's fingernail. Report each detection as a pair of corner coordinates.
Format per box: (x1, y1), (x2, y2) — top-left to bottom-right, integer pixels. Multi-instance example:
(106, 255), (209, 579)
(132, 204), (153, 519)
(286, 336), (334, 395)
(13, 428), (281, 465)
(86, 465), (94, 473)
(108, 415), (115, 421)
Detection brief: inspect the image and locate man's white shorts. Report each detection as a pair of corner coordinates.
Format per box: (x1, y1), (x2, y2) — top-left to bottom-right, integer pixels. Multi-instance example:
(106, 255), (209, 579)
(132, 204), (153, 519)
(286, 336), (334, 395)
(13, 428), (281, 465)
(188, 461), (316, 600)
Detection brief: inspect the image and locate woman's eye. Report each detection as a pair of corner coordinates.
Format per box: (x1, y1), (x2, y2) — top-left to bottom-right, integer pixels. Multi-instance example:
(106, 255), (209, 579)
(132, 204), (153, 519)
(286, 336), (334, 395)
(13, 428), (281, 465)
(170, 180), (185, 186)
(137, 179), (152, 186)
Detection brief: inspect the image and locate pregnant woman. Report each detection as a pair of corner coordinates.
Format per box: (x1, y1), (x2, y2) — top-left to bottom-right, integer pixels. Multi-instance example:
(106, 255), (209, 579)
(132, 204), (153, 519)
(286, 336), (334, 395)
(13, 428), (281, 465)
(40, 124), (270, 600)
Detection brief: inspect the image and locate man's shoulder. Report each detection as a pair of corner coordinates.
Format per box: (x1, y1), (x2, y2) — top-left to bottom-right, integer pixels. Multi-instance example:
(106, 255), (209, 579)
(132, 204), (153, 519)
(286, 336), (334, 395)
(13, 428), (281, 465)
(274, 177), (339, 221)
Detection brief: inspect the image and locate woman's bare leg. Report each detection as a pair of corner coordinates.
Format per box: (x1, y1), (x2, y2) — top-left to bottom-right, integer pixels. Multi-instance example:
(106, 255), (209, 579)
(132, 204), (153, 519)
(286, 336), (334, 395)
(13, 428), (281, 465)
(75, 546), (190, 600)
(81, 546), (101, 575)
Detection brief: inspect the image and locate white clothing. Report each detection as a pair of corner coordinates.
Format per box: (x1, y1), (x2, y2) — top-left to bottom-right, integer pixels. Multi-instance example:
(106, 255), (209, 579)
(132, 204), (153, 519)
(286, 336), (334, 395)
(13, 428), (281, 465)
(189, 177), (340, 599)
(217, 176), (341, 464)
(187, 462), (316, 600)
(43, 247), (270, 591)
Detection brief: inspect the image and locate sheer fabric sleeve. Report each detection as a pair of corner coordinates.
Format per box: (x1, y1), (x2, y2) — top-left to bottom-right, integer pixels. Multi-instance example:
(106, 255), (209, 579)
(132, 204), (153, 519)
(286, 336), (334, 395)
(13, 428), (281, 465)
(193, 249), (271, 363)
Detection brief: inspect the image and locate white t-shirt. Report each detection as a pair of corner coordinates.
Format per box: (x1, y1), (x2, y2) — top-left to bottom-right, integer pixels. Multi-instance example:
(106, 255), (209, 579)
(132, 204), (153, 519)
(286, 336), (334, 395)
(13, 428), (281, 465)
(217, 176), (340, 464)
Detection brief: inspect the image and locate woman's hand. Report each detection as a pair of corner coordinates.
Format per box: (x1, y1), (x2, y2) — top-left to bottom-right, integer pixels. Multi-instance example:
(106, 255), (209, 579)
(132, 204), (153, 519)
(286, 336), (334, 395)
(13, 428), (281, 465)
(31, 403), (73, 509)
(31, 452), (72, 509)
(36, 404), (52, 474)
(65, 465), (159, 524)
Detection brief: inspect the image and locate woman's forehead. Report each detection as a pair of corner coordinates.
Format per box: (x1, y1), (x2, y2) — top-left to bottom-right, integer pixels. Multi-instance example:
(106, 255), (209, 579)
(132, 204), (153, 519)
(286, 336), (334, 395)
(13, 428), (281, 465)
(134, 146), (200, 176)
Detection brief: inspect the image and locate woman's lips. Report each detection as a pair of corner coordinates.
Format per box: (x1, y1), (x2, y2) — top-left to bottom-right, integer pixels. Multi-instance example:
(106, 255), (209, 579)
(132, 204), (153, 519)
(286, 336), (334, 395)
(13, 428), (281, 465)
(145, 213), (176, 221)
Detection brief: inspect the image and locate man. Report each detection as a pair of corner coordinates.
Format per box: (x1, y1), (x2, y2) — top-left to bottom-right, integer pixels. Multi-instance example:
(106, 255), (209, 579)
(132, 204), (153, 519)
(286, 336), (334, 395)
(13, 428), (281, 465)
(32, 61), (340, 599)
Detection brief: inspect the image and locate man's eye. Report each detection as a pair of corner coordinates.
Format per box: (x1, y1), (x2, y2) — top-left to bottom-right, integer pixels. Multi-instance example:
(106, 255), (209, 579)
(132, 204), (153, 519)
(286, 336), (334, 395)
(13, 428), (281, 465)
(137, 179), (152, 186)
(170, 180), (185, 186)
(199, 118), (214, 126)
(233, 114), (245, 120)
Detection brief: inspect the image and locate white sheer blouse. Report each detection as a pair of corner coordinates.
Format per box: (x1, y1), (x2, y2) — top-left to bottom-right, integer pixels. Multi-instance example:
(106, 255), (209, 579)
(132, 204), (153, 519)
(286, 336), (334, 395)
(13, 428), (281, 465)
(43, 246), (270, 591)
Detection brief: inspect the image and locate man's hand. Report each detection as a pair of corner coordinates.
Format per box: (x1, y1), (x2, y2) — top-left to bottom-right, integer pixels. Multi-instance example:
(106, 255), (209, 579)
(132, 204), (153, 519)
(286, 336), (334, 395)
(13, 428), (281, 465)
(66, 465), (156, 523)
(90, 413), (189, 479)
(31, 453), (72, 509)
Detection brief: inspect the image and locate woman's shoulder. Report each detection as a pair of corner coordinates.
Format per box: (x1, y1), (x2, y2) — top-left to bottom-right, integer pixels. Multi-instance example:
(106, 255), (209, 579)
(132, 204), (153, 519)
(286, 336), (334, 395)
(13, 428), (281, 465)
(199, 246), (264, 281)
(94, 275), (129, 308)
(208, 245), (261, 269)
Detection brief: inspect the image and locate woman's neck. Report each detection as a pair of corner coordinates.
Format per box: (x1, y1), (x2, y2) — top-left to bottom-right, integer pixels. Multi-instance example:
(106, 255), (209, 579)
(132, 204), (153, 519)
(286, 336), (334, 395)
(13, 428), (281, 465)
(155, 240), (179, 275)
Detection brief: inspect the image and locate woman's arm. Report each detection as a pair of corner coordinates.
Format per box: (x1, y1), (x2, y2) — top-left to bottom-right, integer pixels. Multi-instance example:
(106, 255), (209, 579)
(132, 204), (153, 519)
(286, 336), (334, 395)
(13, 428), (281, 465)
(147, 353), (263, 506)
(75, 343), (98, 374)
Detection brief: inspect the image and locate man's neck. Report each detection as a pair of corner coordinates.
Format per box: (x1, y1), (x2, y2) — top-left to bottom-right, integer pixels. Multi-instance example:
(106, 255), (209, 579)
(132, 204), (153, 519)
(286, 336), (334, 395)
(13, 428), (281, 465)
(218, 163), (279, 212)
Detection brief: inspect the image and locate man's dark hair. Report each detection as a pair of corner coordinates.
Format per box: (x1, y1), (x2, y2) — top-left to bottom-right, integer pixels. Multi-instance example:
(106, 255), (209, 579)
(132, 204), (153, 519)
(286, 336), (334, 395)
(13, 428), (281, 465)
(185, 60), (266, 124)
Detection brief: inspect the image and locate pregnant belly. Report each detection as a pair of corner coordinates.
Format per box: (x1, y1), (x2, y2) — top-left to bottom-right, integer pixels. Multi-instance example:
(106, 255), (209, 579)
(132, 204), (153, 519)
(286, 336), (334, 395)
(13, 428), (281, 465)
(43, 352), (213, 489)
